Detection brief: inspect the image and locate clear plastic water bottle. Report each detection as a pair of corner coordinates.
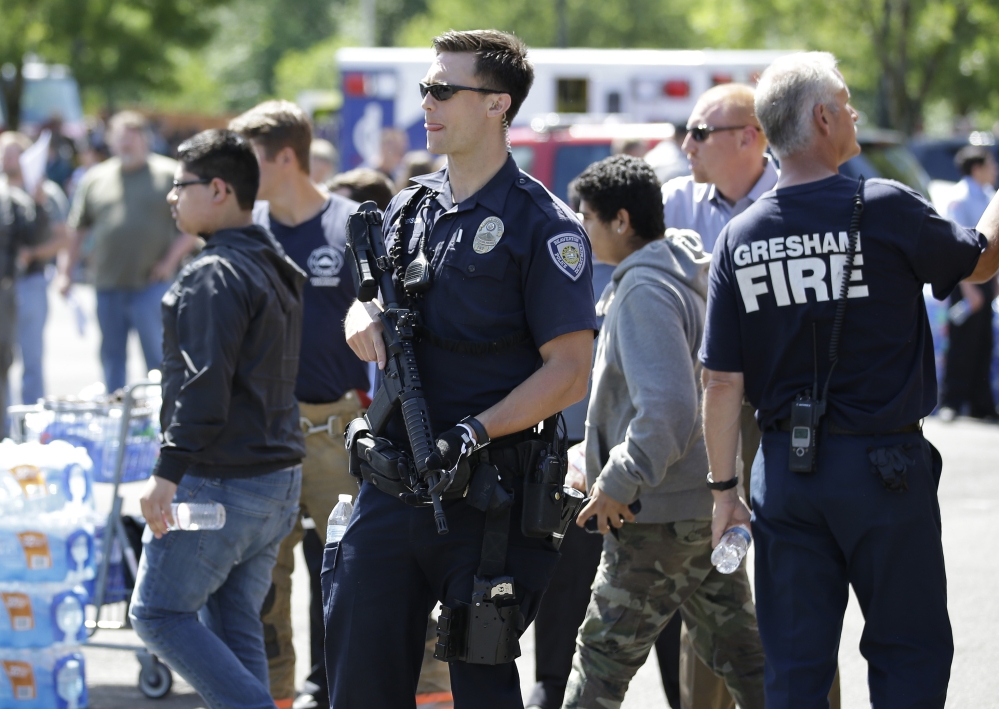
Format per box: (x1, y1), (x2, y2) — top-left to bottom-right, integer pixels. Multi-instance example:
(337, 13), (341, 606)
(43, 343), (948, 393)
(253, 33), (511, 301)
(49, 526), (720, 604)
(168, 502), (226, 531)
(947, 299), (972, 326)
(327, 494), (353, 544)
(711, 525), (752, 574)
(0, 470), (25, 516)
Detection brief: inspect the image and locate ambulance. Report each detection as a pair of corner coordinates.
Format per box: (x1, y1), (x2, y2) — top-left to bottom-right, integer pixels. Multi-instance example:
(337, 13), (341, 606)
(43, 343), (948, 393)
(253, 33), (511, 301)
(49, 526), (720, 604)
(336, 47), (791, 170)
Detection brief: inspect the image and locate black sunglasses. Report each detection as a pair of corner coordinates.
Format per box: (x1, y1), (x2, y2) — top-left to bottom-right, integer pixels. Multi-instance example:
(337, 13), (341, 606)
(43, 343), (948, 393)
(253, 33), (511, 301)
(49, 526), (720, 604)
(172, 177), (213, 190)
(419, 82), (505, 101)
(687, 124), (759, 142)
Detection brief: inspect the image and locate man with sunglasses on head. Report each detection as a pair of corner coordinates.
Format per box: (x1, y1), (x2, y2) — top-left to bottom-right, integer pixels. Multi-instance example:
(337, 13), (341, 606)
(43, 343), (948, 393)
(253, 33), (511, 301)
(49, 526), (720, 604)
(329, 29), (597, 709)
(131, 129), (307, 709)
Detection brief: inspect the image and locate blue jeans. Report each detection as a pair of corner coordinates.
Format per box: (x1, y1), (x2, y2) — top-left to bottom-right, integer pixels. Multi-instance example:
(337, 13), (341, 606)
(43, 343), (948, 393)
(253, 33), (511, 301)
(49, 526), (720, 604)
(95, 281), (170, 392)
(16, 272), (48, 404)
(130, 466), (302, 709)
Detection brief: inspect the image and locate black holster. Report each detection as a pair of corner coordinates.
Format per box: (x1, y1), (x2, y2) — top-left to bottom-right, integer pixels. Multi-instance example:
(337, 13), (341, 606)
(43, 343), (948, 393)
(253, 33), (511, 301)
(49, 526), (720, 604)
(434, 575), (524, 665)
(345, 416), (470, 503)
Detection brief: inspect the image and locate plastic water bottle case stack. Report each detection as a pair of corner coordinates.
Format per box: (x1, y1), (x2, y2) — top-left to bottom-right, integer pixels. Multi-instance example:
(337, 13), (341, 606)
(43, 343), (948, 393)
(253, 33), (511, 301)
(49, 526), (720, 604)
(0, 440), (98, 709)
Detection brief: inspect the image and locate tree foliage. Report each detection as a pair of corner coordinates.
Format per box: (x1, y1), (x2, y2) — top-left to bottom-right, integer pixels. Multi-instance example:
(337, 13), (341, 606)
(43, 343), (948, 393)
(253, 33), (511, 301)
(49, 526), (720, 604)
(398, 0), (999, 134)
(687, 0), (999, 133)
(0, 0), (228, 124)
(3, 0), (998, 134)
(398, 0), (701, 50)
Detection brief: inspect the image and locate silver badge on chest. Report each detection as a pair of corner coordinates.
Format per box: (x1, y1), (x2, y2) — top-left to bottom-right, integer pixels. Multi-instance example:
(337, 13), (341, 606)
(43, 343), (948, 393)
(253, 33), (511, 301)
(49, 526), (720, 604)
(473, 216), (505, 254)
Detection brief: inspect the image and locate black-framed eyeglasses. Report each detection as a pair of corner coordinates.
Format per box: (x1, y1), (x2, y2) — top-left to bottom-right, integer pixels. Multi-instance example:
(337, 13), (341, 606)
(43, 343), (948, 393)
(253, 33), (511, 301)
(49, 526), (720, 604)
(419, 82), (505, 101)
(172, 178), (212, 190)
(687, 124), (759, 142)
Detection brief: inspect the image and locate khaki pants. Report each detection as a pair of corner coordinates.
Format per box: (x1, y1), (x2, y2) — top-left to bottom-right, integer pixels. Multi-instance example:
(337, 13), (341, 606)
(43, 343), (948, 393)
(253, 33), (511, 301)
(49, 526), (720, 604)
(262, 395), (363, 701)
(262, 394), (451, 702)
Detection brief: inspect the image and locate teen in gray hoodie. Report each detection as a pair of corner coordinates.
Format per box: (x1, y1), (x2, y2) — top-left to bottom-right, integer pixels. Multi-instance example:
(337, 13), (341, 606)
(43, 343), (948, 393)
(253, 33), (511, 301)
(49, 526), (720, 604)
(563, 156), (764, 709)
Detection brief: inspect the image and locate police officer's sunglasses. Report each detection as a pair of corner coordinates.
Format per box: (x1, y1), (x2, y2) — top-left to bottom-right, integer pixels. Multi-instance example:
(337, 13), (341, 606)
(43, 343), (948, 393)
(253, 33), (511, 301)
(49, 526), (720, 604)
(419, 82), (506, 101)
(687, 124), (760, 142)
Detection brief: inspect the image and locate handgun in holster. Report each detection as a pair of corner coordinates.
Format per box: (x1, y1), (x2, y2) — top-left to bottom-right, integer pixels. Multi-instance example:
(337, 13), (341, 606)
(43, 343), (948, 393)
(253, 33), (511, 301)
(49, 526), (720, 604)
(434, 575), (524, 665)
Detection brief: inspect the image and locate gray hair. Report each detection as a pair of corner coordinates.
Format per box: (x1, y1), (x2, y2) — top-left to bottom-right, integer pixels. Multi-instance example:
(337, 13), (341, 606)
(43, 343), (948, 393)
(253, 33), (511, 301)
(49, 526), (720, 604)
(755, 52), (846, 159)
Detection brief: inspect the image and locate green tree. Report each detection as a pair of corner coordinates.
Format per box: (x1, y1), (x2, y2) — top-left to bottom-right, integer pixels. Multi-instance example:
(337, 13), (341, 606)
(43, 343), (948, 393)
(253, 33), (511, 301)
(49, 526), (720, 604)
(398, 0), (701, 49)
(0, 0), (229, 126)
(689, 0), (999, 134)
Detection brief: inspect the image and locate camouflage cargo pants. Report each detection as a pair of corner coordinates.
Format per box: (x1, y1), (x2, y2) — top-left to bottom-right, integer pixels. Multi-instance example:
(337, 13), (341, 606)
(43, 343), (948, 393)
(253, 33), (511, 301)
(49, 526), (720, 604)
(562, 518), (765, 709)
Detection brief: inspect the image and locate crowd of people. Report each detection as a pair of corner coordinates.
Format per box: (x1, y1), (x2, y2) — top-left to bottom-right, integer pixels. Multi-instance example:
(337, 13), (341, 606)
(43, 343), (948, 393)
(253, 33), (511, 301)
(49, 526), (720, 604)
(1, 27), (998, 709)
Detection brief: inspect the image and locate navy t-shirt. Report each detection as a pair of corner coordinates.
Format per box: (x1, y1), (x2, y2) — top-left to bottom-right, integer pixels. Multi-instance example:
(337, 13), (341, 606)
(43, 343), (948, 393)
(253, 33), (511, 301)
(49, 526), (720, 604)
(700, 174), (985, 432)
(380, 156), (597, 444)
(257, 196), (370, 404)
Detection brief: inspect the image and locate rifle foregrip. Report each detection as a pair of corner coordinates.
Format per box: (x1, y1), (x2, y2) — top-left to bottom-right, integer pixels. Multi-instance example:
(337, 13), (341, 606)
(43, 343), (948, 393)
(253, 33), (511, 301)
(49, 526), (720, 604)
(401, 396), (435, 473)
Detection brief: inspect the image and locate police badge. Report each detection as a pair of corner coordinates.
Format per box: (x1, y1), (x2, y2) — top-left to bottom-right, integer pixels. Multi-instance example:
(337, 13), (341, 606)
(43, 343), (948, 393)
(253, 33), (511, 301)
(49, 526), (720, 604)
(547, 233), (587, 281)
(473, 217), (505, 254)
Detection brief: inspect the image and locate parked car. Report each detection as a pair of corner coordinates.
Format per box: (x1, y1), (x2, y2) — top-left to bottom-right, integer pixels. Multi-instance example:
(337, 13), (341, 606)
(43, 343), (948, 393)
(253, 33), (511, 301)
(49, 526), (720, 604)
(839, 128), (933, 198)
(909, 132), (999, 183)
(509, 121), (679, 203)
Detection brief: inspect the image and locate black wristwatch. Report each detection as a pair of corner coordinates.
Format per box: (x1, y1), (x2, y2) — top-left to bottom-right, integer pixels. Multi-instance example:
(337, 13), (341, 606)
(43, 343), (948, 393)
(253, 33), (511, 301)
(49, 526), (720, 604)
(459, 415), (490, 448)
(706, 472), (739, 491)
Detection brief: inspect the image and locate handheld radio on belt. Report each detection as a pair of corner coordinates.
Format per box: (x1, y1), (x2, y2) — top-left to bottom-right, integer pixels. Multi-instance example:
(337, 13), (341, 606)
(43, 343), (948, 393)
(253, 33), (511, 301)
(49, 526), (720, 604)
(343, 200), (455, 534)
(789, 177), (865, 472)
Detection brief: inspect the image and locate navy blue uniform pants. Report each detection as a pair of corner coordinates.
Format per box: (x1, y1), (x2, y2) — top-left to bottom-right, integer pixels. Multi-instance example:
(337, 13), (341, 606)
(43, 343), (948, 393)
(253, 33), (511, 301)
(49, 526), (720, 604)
(322, 476), (560, 709)
(752, 430), (952, 709)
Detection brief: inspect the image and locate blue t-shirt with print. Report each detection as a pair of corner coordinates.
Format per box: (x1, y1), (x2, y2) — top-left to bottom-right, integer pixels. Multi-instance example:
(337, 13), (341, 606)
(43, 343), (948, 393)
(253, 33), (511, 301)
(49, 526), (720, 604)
(700, 174), (985, 432)
(259, 196), (370, 404)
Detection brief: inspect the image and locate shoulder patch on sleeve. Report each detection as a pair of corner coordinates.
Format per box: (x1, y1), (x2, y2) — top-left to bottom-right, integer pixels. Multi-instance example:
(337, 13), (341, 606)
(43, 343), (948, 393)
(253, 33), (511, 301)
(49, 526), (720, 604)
(547, 232), (587, 281)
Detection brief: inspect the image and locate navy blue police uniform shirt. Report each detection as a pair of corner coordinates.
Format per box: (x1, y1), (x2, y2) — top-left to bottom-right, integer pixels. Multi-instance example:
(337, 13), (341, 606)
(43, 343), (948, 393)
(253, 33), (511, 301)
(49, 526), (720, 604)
(254, 195), (370, 404)
(380, 155), (597, 444)
(700, 174), (985, 433)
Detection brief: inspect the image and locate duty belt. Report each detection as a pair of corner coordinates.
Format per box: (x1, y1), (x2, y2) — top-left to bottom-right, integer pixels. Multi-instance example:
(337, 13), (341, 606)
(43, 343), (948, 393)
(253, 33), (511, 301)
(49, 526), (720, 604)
(770, 418), (921, 436)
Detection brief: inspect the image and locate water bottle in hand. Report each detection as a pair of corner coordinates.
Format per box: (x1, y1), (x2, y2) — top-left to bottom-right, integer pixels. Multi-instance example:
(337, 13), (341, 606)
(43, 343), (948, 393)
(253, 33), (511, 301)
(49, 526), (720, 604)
(327, 494), (354, 544)
(947, 299), (972, 326)
(168, 502), (226, 531)
(711, 525), (751, 574)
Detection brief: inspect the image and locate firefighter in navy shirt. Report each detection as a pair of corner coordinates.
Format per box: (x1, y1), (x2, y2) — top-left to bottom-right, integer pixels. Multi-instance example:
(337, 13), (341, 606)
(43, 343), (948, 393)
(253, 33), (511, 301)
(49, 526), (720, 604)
(230, 101), (368, 709)
(329, 31), (596, 709)
(700, 53), (999, 709)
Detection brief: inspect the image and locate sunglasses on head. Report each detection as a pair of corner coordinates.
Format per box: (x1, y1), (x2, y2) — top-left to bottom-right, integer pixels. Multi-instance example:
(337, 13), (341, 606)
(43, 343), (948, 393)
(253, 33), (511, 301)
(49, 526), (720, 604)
(419, 82), (505, 101)
(687, 124), (759, 142)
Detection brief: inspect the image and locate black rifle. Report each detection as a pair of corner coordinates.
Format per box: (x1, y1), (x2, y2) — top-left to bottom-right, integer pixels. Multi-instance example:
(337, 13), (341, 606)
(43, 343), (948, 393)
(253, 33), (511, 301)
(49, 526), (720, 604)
(345, 201), (453, 534)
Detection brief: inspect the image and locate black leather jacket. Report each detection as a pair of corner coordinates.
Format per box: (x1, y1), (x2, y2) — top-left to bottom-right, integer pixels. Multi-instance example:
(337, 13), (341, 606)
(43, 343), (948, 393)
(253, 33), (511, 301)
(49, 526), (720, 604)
(156, 224), (307, 483)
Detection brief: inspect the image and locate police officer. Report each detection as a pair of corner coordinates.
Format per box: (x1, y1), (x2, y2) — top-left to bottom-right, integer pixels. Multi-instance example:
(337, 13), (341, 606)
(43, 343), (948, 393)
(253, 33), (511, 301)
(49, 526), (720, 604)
(329, 30), (597, 709)
(700, 52), (999, 708)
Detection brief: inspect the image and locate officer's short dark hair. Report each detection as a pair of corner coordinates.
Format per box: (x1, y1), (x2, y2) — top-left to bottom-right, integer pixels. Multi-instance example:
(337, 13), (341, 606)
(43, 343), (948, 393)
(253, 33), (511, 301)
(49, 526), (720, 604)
(229, 100), (313, 174)
(571, 155), (665, 242)
(177, 129), (259, 211)
(327, 168), (396, 210)
(431, 30), (533, 125)
(955, 145), (992, 177)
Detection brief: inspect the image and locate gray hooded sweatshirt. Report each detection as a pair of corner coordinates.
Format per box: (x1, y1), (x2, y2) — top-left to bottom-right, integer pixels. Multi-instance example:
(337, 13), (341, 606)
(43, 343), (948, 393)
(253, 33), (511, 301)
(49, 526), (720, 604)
(583, 230), (713, 524)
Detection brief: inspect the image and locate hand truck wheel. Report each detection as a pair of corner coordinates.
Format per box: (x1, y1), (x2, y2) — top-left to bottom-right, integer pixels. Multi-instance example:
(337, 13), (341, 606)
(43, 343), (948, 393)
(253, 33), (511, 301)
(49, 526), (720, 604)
(137, 651), (173, 699)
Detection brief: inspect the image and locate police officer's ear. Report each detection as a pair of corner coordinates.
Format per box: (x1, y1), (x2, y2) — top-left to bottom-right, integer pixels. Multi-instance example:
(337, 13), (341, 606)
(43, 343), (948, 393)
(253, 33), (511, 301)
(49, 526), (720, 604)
(486, 93), (512, 121)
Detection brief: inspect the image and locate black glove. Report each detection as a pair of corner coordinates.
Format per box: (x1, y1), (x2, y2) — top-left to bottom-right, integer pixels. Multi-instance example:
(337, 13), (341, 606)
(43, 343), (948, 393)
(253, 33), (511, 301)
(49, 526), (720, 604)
(425, 425), (475, 472)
